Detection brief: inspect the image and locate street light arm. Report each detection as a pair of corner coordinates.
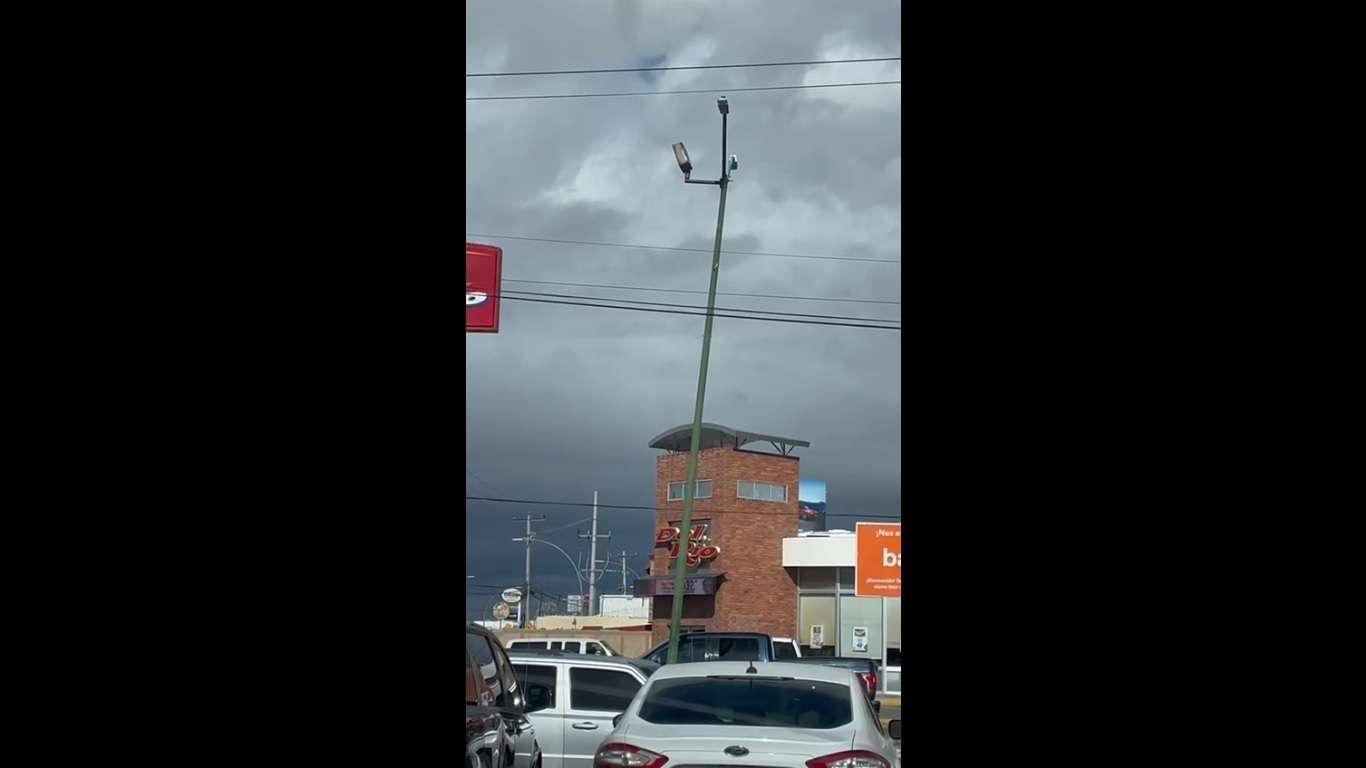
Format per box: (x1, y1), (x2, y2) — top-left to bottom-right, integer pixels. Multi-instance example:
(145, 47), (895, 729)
(529, 538), (586, 597)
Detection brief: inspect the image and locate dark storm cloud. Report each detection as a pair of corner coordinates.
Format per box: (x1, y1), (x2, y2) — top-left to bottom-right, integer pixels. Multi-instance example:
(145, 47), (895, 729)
(466, 1), (901, 619)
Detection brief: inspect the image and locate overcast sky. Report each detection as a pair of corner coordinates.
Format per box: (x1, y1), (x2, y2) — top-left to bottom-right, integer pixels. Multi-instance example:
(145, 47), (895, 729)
(466, 0), (901, 621)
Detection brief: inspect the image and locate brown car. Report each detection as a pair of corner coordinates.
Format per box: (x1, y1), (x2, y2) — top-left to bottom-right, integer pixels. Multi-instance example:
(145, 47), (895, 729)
(467, 624), (541, 768)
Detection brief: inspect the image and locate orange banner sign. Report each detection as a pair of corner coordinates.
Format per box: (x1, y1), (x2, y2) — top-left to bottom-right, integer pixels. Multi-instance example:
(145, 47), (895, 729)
(855, 522), (901, 598)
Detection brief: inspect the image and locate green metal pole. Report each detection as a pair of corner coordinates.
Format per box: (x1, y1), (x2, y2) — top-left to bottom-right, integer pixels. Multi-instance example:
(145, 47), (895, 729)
(665, 170), (728, 664)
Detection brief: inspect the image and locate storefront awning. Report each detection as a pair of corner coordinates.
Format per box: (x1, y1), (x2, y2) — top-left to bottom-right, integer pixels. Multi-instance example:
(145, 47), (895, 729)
(633, 572), (725, 597)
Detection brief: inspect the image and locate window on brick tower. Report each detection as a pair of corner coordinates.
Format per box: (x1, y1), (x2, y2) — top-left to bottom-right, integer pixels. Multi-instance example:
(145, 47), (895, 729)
(737, 480), (787, 502)
(667, 480), (713, 501)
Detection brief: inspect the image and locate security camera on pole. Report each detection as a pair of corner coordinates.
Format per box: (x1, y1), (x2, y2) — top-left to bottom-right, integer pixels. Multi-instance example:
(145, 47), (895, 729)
(665, 97), (737, 665)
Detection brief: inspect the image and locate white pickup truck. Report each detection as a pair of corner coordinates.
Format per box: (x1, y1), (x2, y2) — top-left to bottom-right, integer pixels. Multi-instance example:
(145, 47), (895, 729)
(772, 636), (803, 659)
(505, 637), (619, 656)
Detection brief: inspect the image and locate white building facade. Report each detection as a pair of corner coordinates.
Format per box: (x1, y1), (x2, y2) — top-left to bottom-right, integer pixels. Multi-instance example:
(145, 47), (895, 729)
(782, 530), (902, 695)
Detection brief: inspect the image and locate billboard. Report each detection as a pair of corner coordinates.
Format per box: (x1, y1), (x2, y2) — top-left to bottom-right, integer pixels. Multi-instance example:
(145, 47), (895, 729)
(855, 522), (901, 598)
(797, 479), (827, 533)
(466, 242), (502, 332)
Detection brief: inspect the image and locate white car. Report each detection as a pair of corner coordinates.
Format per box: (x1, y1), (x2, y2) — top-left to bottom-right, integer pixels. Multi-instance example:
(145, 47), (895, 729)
(596, 662), (901, 768)
(508, 652), (658, 768)
(507, 637), (619, 656)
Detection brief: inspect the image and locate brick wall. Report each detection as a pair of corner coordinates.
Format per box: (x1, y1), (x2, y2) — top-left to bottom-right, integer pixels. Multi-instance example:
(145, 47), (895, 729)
(649, 447), (800, 645)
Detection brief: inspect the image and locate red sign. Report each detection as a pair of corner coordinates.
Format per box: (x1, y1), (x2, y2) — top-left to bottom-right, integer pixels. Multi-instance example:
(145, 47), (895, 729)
(466, 242), (502, 333)
(656, 524), (720, 567)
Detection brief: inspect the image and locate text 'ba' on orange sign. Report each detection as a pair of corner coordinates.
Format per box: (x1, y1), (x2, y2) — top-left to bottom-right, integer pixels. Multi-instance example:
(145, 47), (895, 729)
(855, 522), (901, 598)
(466, 242), (502, 333)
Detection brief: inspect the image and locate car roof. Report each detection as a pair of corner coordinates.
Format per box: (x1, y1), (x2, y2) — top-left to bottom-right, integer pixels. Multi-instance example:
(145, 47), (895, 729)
(645, 661), (857, 684)
(507, 651), (653, 670)
(508, 637), (603, 643)
(675, 632), (770, 637)
(466, 624), (500, 640)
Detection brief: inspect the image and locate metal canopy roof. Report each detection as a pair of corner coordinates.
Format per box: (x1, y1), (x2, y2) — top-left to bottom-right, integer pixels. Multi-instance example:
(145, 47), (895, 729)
(648, 423), (810, 455)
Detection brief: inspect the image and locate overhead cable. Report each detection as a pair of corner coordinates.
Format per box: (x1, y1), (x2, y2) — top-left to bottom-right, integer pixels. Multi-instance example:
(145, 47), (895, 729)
(500, 295), (902, 330)
(466, 233), (901, 265)
(467, 80), (901, 101)
(466, 495), (902, 520)
(503, 278), (900, 306)
(468, 56), (901, 77)
(502, 289), (899, 324)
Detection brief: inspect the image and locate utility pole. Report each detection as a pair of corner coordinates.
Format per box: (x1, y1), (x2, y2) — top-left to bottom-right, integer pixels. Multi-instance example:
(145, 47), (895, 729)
(665, 97), (736, 664)
(578, 491), (611, 616)
(619, 550), (639, 595)
(511, 514), (546, 628)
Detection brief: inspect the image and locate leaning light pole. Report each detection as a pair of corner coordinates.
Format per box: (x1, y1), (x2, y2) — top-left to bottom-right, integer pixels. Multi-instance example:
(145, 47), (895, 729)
(666, 97), (739, 664)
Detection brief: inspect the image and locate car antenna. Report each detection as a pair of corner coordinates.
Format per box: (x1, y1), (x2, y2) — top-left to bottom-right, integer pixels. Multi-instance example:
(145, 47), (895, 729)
(746, 647), (758, 674)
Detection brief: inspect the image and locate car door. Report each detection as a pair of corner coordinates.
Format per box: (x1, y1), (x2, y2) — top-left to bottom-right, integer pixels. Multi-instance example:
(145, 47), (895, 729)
(562, 665), (644, 768)
(467, 631), (516, 768)
(514, 661), (563, 768)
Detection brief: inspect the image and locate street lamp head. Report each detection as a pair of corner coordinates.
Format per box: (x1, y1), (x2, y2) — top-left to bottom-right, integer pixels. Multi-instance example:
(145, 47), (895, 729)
(717, 96), (729, 115)
(672, 142), (692, 176)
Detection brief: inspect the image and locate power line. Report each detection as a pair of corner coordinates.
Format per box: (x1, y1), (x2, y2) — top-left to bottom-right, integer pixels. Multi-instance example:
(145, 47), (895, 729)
(538, 517), (594, 536)
(501, 295), (901, 330)
(466, 233), (900, 265)
(502, 289), (899, 324)
(468, 56), (901, 78)
(466, 468), (503, 497)
(466, 80), (900, 101)
(503, 278), (900, 306)
(467, 495), (902, 520)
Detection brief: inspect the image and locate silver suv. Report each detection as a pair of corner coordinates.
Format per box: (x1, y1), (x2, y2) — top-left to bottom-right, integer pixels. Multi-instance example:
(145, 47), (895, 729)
(508, 651), (658, 768)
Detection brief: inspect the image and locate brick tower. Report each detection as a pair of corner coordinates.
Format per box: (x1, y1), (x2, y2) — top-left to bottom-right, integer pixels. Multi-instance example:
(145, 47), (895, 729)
(635, 423), (808, 645)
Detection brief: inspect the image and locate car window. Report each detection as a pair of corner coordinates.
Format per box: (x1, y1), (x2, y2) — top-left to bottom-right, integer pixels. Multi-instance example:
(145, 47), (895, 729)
(640, 677), (853, 727)
(490, 640), (521, 708)
(677, 635), (705, 663)
(586, 642), (605, 655)
(467, 649), (486, 706)
(570, 667), (642, 712)
(467, 631), (503, 701)
(773, 642), (797, 660)
(514, 640), (550, 650)
(715, 637), (760, 661)
(514, 663), (558, 713)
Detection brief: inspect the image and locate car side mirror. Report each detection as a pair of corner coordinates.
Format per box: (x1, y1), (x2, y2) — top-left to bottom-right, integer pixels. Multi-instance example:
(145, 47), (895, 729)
(613, 714), (624, 728)
(888, 719), (901, 740)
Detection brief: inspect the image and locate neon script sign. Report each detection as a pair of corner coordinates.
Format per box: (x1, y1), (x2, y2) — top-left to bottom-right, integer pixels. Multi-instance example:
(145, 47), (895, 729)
(656, 524), (720, 567)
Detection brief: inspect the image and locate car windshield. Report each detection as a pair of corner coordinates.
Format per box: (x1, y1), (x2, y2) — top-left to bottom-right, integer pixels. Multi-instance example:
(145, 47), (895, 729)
(597, 640), (621, 655)
(638, 677), (852, 728)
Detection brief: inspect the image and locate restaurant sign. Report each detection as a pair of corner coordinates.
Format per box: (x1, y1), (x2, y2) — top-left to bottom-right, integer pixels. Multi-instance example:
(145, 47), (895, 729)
(634, 575), (719, 596)
(466, 242), (502, 333)
(656, 523), (720, 567)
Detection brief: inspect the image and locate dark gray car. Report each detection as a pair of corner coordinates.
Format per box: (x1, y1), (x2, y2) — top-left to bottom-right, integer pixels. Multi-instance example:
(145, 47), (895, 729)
(639, 632), (775, 664)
